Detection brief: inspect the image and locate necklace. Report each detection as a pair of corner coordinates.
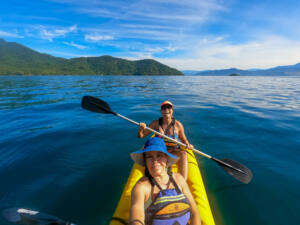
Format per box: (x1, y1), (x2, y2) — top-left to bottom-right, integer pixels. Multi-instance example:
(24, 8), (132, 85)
(161, 119), (173, 135)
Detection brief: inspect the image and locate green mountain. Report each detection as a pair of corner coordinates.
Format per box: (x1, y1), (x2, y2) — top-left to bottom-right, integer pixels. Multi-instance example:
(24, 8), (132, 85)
(0, 39), (182, 75)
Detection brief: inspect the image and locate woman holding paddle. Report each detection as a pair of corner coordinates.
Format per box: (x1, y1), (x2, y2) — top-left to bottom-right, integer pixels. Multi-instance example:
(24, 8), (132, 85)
(129, 137), (201, 225)
(138, 100), (193, 180)
(81, 95), (253, 185)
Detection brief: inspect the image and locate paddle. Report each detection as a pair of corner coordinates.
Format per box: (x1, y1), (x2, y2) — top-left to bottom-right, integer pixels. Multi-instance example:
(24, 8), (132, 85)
(1, 208), (75, 225)
(81, 95), (253, 184)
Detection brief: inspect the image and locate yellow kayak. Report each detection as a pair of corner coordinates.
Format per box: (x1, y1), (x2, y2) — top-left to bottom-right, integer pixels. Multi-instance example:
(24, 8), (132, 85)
(109, 147), (215, 225)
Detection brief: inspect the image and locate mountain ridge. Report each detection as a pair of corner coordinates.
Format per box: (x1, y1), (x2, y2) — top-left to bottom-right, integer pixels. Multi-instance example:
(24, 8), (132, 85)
(0, 39), (182, 75)
(182, 63), (300, 76)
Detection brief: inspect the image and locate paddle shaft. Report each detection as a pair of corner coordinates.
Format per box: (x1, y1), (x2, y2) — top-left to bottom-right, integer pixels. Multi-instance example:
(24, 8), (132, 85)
(117, 113), (246, 173)
(118, 113), (212, 159)
(81, 95), (252, 182)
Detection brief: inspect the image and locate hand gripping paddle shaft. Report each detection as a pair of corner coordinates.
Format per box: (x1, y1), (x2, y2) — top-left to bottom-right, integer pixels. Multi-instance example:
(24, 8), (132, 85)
(81, 95), (253, 184)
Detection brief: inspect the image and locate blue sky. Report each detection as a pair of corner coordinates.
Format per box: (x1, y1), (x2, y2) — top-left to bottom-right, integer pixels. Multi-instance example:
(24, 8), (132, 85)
(1, 0), (300, 70)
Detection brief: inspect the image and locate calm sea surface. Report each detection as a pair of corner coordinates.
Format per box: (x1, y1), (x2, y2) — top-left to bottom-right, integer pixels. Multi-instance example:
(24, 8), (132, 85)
(0, 75), (299, 225)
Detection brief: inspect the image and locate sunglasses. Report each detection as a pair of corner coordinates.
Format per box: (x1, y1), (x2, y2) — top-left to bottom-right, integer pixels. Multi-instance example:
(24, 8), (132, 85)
(161, 105), (173, 110)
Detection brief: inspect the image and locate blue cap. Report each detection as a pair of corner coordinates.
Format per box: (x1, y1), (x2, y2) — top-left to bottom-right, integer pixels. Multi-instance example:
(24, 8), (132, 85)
(130, 137), (178, 166)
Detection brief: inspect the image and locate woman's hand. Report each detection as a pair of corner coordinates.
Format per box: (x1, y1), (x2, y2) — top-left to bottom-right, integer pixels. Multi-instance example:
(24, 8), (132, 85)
(186, 143), (194, 150)
(138, 122), (149, 138)
(139, 122), (147, 130)
(138, 120), (157, 138)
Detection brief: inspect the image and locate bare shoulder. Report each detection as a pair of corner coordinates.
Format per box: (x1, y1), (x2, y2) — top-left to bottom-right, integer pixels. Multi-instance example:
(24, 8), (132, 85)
(172, 173), (192, 197)
(172, 172), (186, 187)
(175, 120), (183, 127)
(132, 176), (151, 193)
(173, 172), (184, 181)
(174, 120), (184, 130)
(149, 119), (159, 128)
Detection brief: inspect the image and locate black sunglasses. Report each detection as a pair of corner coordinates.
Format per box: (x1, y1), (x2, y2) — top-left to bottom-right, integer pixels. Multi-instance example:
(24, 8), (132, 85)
(161, 105), (173, 110)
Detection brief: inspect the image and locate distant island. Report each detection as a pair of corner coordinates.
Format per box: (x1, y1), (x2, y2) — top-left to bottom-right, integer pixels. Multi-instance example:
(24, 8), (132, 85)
(182, 63), (300, 76)
(0, 39), (182, 75)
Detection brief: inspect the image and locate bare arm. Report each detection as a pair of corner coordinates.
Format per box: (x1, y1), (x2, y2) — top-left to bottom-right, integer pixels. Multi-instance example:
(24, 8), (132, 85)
(138, 120), (158, 138)
(130, 181), (146, 225)
(177, 121), (193, 149)
(175, 173), (201, 225)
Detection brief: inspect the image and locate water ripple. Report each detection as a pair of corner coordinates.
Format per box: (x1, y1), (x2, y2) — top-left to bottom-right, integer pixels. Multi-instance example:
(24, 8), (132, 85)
(1, 75), (300, 225)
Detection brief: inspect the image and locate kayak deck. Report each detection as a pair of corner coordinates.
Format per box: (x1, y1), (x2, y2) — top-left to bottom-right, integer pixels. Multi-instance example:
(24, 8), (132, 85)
(109, 148), (215, 225)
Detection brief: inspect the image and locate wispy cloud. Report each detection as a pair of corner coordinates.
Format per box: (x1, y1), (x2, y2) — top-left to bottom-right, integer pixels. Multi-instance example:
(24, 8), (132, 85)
(82, 27), (177, 42)
(78, 0), (225, 23)
(52, 0), (224, 37)
(85, 34), (114, 41)
(36, 49), (96, 58)
(145, 47), (164, 53)
(0, 30), (24, 38)
(138, 44), (183, 55)
(119, 23), (174, 30)
(165, 44), (181, 52)
(63, 41), (87, 49)
(159, 35), (300, 70)
(37, 25), (77, 41)
(4, 0), (300, 70)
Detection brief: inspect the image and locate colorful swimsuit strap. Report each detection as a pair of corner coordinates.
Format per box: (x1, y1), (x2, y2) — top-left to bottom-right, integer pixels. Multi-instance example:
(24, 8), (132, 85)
(151, 176), (166, 196)
(145, 175), (171, 210)
(145, 173), (190, 225)
(158, 117), (176, 138)
(168, 173), (181, 194)
(144, 184), (154, 210)
(151, 172), (181, 195)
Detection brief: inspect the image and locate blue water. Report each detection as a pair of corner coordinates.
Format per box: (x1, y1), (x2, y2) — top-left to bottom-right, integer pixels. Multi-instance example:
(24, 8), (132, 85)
(0, 75), (299, 225)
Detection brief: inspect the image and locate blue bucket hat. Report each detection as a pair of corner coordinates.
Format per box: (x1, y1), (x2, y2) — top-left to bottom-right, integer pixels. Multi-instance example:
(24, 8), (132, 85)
(130, 137), (178, 166)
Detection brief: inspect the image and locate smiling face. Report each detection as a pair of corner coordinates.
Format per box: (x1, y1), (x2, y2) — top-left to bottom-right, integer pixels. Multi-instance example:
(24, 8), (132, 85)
(161, 104), (173, 118)
(145, 151), (168, 177)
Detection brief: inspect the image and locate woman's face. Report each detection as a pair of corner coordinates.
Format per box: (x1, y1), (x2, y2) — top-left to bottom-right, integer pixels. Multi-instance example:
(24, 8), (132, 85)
(161, 105), (173, 118)
(145, 151), (168, 176)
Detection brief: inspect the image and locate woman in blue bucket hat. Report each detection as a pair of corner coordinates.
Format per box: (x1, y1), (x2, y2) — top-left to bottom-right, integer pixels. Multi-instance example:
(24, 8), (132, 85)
(138, 100), (193, 180)
(129, 137), (201, 225)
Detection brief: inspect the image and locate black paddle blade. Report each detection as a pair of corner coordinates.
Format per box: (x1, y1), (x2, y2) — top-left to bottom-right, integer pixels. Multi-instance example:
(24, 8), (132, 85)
(2, 208), (74, 225)
(81, 96), (116, 115)
(214, 158), (253, 184)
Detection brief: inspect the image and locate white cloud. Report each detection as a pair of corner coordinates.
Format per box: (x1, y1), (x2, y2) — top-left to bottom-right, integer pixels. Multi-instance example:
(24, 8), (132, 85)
(120, 23), (173, 30)
(53, 0), (224, 30)
(165, 44), (182, 52)
(126, 0), (224, 24)
(158, 36), (300, 70)
(42, 0), (227, 50)
(38, 25), (77, 41)
(77, 7), (121, 19)
(8, 0), (299, 71)
(142, 43), (183, 55)
(145, 47), (164, 53)
(85, 34), (114, 41)
(125, 52), (154, 60)
(63, 41), (87, 49)
(0, 30), (24, 38)
(36, 49), (97, 58)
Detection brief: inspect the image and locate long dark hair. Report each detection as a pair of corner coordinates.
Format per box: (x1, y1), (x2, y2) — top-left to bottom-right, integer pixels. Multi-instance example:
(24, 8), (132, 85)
(143, 153), (154, 186)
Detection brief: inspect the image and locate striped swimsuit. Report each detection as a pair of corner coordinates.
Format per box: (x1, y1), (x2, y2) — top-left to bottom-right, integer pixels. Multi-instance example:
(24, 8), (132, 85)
(145, 174), (190, 225)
